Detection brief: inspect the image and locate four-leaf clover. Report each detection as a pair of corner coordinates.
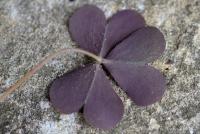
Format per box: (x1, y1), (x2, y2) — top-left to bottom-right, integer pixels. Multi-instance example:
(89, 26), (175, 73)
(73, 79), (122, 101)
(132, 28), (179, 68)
(49, 5), (166, 130)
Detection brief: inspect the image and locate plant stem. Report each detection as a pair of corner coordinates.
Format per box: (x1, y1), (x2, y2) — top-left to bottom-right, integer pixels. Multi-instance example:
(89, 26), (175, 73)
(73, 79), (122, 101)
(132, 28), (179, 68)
(0, 48), (102, 102)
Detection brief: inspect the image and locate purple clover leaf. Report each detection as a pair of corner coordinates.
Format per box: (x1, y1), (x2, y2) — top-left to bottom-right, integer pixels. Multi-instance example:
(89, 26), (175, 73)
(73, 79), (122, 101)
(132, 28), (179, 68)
(49, 5), (166, 130)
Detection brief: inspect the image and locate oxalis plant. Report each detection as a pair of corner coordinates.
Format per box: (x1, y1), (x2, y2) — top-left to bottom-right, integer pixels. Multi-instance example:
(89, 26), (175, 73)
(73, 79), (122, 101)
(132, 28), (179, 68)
(0, 5), (166, 130)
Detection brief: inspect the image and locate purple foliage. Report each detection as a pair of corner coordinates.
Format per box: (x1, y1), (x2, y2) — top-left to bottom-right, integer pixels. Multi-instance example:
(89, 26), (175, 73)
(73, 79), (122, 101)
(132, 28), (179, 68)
(49, 5), (166, 130)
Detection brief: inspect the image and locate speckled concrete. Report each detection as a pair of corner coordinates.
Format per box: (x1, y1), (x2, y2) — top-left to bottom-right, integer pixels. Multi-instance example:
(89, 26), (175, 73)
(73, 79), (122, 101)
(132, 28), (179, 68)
(0, 0), (200, 133)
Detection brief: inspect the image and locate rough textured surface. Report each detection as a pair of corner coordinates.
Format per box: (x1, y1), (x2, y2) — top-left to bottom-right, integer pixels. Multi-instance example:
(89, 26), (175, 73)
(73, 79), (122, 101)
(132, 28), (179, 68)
(0, 0), (200, 133)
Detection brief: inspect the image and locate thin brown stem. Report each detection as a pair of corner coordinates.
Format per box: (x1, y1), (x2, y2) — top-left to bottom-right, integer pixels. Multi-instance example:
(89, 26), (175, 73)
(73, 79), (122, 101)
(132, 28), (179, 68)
(0, 48), (102, 102)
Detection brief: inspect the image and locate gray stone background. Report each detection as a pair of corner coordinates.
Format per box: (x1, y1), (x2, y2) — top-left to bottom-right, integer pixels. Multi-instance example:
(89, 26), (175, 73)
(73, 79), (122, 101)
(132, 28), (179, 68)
(0, 0), (200, 133)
